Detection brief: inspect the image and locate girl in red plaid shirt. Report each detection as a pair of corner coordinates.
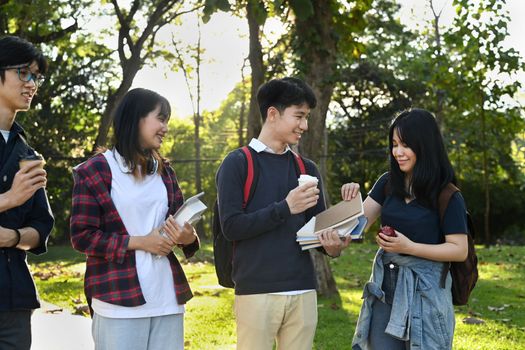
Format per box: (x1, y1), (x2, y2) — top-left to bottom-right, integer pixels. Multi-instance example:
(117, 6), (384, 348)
(71, 88), (200, 350)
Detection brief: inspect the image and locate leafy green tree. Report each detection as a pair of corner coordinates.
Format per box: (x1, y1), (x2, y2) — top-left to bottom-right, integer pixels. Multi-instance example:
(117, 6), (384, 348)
(1, 0), (115, 242)
(440, 0), (524, 243)
(93, 0), (203, 150)
(327, 0), (525, 244)
(163, 82), (249, 237)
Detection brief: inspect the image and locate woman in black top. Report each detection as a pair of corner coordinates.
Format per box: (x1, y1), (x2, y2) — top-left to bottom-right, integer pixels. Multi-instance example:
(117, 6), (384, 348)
(343, 109), (468, 350)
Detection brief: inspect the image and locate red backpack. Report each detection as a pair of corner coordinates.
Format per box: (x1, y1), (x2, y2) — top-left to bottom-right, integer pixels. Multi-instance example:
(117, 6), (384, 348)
(212, 146), (307, 288)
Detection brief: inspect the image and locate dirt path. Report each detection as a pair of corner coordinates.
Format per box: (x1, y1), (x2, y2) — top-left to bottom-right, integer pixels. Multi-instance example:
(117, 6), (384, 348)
(31, 301), (94, 350)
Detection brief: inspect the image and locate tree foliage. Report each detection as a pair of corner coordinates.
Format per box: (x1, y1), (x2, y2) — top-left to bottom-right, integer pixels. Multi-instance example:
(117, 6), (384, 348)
(2, 0), (523, 247)
(326, 0), (525, 243)
(1, 0), (114, 241)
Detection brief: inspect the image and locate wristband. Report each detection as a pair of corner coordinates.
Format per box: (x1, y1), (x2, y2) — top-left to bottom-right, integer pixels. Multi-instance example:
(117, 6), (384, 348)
(11, 229), (21, 248)
(326, 250), (340, 258)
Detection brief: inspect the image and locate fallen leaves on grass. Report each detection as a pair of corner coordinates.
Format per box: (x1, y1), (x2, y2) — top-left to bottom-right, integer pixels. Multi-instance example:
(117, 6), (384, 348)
(462, 317), (485, 325)
(73, 305), (90, 316)
(488, 304), (510, 312)
(330, 303), (340, 310)
(71, 296), (89, 316)
(45, 307), (64, 314)
(33, 269), (60, 281)
(33, 264), (82, 281)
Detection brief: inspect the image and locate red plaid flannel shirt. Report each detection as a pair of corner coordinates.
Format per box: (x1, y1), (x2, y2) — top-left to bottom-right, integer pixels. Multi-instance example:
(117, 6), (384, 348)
(70, 154), (199, 310)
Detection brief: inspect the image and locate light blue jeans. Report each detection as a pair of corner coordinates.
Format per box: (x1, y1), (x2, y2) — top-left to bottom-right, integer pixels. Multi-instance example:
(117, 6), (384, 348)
(92, 313), (184, 350)
(368, 262), (408, 350)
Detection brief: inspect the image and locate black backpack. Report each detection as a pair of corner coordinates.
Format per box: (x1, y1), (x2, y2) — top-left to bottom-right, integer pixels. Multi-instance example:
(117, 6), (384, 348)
(213, 146), (306, 288)
(437, 183), (479, 306)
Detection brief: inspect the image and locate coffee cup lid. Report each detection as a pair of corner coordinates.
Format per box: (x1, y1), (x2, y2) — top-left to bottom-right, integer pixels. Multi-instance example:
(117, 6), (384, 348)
(20, 152), (44, 161)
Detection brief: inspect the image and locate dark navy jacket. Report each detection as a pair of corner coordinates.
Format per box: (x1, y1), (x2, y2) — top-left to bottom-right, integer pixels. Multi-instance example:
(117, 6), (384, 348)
(0, 122), (54, 311)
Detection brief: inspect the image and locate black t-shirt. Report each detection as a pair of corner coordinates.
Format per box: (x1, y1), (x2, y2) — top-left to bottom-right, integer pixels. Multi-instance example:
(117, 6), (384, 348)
(368, 173), (468, 244)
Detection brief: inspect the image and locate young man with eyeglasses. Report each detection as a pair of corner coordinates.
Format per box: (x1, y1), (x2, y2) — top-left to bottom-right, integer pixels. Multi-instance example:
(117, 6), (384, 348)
(0, 35), (54, 350)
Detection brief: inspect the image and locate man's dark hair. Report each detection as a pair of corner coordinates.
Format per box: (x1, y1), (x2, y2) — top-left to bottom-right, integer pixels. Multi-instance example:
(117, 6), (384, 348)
(388, 108), (456, 209)
(256, 77), (317, 122)
(0, 36), (47, 83)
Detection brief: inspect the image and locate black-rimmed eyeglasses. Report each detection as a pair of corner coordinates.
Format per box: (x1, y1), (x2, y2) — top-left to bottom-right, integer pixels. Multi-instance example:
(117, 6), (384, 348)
(0, 65), (45, 87)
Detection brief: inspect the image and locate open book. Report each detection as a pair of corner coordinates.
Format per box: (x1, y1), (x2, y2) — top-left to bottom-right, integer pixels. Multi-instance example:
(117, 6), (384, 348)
(296, 193), (366, 250)
(173, 192), (207, 226)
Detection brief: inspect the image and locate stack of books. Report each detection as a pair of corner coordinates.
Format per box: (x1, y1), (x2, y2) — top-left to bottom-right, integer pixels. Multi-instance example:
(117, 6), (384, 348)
(296, 193), (367, 250)
(172, 192), (207, 226)
(157, 192), (207, 258)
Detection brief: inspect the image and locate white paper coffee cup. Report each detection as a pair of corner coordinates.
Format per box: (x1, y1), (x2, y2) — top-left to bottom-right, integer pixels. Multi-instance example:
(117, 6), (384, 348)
(298, 174), (319, 187)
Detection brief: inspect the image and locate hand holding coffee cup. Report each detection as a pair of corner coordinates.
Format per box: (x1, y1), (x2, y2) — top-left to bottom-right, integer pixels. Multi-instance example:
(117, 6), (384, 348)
(9, 153), (47, 207)
(19, 152), (46, 170)
(298, 174), (318, 189)
(286, 174), (320, 214)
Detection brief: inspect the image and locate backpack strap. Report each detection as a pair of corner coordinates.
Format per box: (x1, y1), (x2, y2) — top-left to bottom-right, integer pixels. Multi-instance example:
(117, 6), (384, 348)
(240, 147), (307, 209)
(240, 146), (256, 209)
(438, 183), (460, 288)
(291, 150), (306, 175)
(437, 183), (460, 223)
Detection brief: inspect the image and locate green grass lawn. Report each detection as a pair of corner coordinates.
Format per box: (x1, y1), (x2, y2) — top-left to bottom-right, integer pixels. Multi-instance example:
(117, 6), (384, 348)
(28, 242), (525, 349)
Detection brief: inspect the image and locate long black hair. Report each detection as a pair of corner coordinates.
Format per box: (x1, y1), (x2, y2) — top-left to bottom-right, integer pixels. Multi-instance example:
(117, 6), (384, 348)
(388, 108), (455, 208)
(112, 88), (170, 178)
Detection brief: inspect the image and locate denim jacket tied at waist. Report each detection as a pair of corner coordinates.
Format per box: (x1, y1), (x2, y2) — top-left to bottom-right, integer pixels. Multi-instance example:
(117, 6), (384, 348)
(352, 249), (454, 350)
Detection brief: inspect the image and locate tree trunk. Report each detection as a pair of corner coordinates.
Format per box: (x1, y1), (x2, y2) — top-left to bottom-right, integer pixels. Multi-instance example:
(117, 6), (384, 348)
(294, 0), (338, 297)
(480, 94), (490, 246)
(239, 89), (246, 147)
(429, 0), (445, 129)
(93, 45), (146, 150)
(94, 77), (135, 151)
(195, 19), (204, 236)
(92, 0), (185, 151)
(239, 59), (248, 147)
(246, 1), (264, 141)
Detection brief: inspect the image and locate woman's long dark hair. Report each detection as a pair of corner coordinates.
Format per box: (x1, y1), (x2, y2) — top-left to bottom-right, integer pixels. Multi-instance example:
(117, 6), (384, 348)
(388, 108), (455, 209)
(112, 88), (171, 178)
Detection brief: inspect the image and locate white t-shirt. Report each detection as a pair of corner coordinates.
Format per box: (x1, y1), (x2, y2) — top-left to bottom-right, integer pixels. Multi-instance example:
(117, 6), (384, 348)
(0, 130), (10, 143)
(91, 149), (184, 318)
